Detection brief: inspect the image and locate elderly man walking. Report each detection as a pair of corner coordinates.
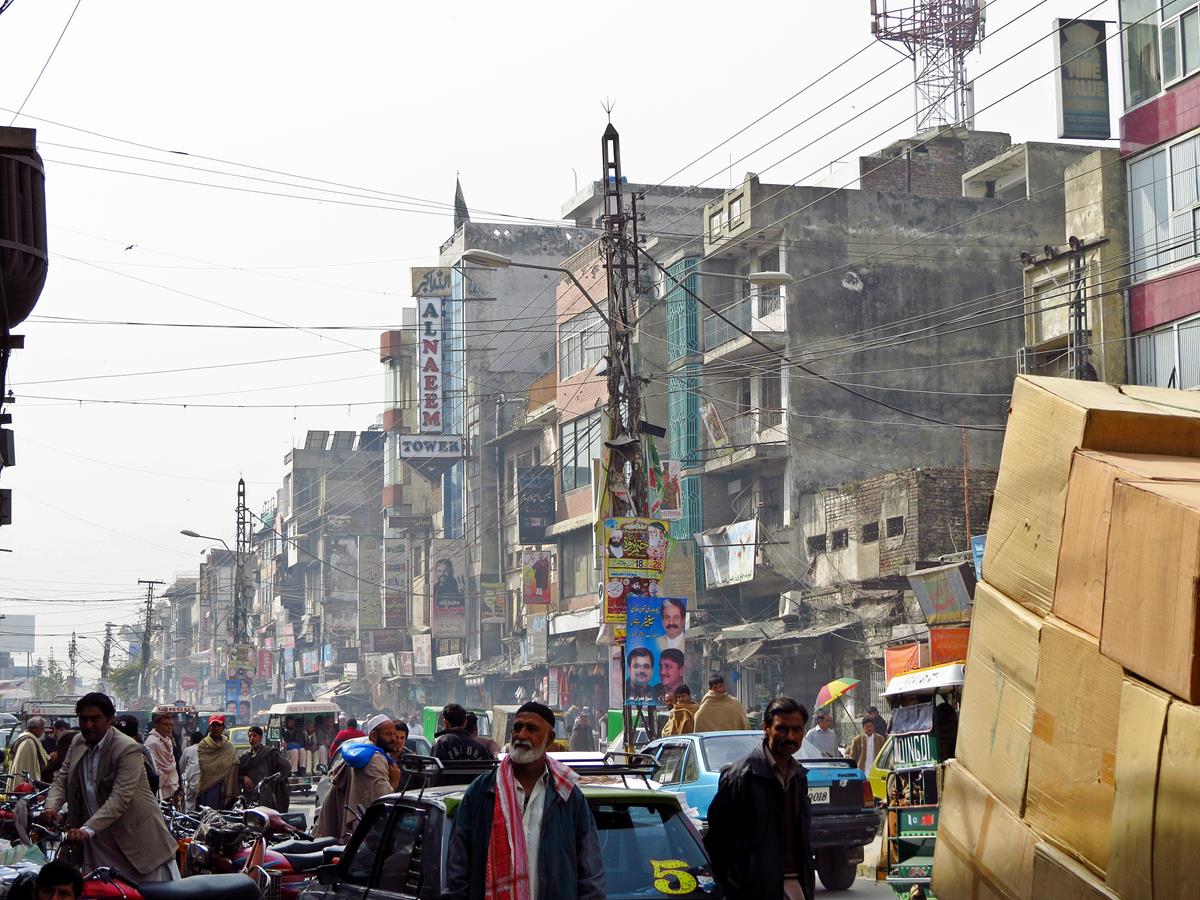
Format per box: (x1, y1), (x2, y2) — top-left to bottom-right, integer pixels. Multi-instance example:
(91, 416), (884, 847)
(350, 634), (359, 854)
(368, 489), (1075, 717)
(144, 712), (180, 805)
(315, 715), (401, 841)
(196, 716), (238, 809)
(43, 693), (179, 882)
(446, 702), (604, 900)
(10, 717), (49, 785)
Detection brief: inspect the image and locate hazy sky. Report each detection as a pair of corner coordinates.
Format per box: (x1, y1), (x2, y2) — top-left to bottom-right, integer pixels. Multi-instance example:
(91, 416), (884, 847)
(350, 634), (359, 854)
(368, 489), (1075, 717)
(0, 0), (1119, 670)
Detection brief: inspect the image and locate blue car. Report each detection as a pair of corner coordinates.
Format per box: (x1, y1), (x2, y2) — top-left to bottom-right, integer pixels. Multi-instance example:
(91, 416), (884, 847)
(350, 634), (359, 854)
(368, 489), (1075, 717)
(643, 730), (879, 892)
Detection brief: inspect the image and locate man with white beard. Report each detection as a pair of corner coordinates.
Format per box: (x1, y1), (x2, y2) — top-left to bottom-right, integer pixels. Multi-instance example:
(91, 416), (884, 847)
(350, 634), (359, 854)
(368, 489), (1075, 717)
(445, 701), (604, 900)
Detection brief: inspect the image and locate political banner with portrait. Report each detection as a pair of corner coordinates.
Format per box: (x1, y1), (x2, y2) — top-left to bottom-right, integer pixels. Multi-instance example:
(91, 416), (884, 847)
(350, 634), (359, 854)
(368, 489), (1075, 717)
(429, 538), (468, 638)
(624, 595), (688, 706)
(224, 678), (252, 726)
(521, 549), (552, 607)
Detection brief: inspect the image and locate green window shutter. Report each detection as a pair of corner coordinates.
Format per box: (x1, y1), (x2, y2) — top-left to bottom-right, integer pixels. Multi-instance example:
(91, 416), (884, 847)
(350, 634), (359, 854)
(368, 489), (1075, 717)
(668, 364), (701, 468)
(666, 257), (699, 363)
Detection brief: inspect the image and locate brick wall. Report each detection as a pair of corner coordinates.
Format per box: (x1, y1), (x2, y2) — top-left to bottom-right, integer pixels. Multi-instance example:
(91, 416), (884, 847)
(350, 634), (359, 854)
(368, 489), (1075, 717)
(860, 131), (1011, 198)
(913, 468), (997, 560)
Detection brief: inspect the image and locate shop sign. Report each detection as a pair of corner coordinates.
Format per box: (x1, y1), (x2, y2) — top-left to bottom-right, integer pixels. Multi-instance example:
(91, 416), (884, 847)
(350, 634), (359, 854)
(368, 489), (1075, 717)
(1055, 19), (1110, 140)
(516, 466), (556, 544)
(418, 298), (444, 432)
(930, 626), (971, 666)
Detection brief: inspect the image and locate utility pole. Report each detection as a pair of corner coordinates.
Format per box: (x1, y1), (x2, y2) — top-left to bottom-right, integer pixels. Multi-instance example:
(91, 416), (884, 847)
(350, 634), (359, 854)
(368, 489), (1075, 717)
(101, 622), (113, 683)
(137, 579), (163, 698)
(234, 478), (250, 646)
(67, 631), (77, 692)
(601, 121), (656, 751)
(600, 122), (646, 516)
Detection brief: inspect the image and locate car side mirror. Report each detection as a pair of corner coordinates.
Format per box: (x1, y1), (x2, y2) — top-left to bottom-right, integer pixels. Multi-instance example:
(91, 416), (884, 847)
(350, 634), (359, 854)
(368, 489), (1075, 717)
(317, 864), (339, 886)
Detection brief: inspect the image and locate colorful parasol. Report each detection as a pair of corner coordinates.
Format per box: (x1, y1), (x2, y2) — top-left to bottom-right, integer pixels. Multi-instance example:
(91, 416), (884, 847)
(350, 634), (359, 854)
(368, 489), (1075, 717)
(815, 677), (861, 710)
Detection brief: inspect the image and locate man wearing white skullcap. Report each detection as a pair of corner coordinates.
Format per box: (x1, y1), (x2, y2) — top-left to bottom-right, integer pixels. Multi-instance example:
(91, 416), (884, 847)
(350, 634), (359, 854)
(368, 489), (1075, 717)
(315, 713), (401, 841)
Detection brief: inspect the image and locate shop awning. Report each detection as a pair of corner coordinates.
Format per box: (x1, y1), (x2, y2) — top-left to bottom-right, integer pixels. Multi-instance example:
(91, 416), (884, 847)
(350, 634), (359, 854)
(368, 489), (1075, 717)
(726, 640), (765, 664)
(545, 512), (593, 537)
(551, 605), (599, 636)
(715, 619), (788, 642)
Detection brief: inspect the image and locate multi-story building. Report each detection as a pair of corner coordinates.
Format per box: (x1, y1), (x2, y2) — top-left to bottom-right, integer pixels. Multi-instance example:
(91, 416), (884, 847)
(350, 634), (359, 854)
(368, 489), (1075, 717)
(275, 427), (384, 699)
(1119, 0), (1200, 387)
(652, 129), (1103, 709)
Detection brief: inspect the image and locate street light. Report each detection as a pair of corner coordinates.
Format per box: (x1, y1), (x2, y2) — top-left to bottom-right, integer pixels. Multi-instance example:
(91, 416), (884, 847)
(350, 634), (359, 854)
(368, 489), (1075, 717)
(180, 529), (231, 551)
(460, 248), (612, 327)
(695, 268), (794, 286)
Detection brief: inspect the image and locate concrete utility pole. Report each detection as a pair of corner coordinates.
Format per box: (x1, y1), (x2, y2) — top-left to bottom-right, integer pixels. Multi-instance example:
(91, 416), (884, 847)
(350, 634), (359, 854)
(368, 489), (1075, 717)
(137, 579), (163, 697)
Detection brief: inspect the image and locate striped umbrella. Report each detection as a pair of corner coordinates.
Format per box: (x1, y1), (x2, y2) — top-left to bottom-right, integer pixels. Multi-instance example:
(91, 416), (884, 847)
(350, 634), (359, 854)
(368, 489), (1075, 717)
(815, 676), (861, 710)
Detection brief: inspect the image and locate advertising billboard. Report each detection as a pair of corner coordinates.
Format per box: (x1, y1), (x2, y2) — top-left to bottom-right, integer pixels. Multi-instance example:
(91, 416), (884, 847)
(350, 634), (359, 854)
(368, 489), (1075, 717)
(1055, 19), (1110, 140)
(521, 549), (552, 607)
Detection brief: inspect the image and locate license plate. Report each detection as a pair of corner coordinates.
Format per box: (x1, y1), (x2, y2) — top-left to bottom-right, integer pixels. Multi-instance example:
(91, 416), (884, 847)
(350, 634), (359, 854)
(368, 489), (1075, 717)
(808, 786), (830, 804)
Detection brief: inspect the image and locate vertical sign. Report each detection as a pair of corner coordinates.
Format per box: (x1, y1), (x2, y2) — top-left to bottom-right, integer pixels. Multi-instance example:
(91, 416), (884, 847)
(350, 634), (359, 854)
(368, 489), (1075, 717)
(1055, 19), (1110, 140)
(516, 467), (556, 544)
(429, 539), (468, 638)
(529, 613), (548, 665)
(412, 633), (433, 675)
(418, 299), (444, 433)
(625, 596), (688, 706)
(521, 549), (553, 607)
(384, 536), (409, 629)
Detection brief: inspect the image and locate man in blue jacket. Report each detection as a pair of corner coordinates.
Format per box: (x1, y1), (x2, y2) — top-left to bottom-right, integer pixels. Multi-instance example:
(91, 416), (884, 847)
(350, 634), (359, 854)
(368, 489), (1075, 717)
(445, 701), (604, 900)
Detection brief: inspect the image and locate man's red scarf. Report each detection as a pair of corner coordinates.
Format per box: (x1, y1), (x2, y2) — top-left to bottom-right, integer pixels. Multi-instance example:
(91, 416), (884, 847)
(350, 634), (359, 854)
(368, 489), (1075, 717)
(484, 754), (578, 900)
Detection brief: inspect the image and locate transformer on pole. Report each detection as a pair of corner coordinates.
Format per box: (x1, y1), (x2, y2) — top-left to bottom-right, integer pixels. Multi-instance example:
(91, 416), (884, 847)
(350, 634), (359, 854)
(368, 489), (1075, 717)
(870, 0), (986, 132)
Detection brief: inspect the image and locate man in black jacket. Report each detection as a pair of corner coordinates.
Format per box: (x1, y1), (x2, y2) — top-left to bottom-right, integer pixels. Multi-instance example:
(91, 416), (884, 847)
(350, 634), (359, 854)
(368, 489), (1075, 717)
(432, 704), (490, 762)
(705, 696), (815, 900)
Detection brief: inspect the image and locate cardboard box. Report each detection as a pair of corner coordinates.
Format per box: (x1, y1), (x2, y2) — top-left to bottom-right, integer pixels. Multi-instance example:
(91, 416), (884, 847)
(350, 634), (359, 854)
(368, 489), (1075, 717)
(1107, 677), (1171, 900)
(932, 759), (1038, 900)
(982, 375), (1200, 617)
(1032, 843), (1119, 899)
(955, 581), (1042, 814)
(1103, 480), (1200, 702)
(1055, 451), (1200, 637)
(1153, 701), (1200, 900)
(1025, 617), (1123, 876)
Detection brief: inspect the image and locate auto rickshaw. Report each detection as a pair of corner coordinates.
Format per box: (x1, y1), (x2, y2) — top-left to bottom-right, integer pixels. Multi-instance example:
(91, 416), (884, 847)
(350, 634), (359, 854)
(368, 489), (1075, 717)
(873, 662), (964, 898)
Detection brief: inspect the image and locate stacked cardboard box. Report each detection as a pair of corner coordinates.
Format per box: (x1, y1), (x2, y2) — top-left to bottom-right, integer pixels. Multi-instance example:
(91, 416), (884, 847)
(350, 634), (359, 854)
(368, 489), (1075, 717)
(934, 376), (1200, 899)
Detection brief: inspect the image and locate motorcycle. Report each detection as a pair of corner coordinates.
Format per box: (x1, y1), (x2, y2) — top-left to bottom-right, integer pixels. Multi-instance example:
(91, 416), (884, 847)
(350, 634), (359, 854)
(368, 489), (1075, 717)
(81, 867), (270, 900)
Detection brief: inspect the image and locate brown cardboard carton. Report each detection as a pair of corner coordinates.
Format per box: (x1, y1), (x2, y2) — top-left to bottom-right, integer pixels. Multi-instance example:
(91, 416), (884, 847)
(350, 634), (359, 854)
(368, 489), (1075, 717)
(1032, 843), (1119, 899)
(1107, 677), (1171, 900)
(1025, 617), (1123, 876)
(955, 581), (1042, 813)
(1055, 451), (1200, 636)
(1153, 701), (1200, 900)
(1103, 480), (1200, 702)
(933, 759), (1038, 900)
(982, 375), (1200, 617)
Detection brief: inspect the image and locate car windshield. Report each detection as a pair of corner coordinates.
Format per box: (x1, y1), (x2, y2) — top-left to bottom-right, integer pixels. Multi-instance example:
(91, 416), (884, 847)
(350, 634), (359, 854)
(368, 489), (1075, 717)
(592, 801), (714, 898)
(700, 734), (759, 771)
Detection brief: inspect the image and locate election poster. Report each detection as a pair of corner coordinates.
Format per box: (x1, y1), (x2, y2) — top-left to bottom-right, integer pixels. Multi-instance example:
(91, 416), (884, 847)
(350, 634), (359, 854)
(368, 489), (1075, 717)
(429, 539), (468, 638)
(224, 678), (252, 725)
(603, 517), (669, 624)
(521, 549), (552, 607)
(625, 595), (688, 706)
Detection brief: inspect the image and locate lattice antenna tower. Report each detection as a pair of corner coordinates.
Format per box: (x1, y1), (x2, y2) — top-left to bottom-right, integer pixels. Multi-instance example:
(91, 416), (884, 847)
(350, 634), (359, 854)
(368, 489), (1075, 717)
(870, 1), (987, 132)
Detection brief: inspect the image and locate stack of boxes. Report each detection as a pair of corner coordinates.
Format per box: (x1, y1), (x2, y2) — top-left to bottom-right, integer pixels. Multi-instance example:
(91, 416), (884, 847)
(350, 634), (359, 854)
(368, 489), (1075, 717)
(933, 375), (1200, 900)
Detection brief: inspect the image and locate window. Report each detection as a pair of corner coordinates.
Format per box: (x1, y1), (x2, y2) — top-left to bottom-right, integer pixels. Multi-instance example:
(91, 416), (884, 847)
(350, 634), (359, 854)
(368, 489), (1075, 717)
(757, 249), (781, 315)
(377, 808), (426, 892)
(591, 802), (712, 898)
(1130, 149), (1171, 279)
(831, 528), (849, 551)
(342, 807), (390, 885)
(729, 195), (743, 223)
(709, 209), (726, 238)
(559, 527), (595, 600)
(886, 516), (906, 538)
(1134, 317), (1200, 389)
(806, 534), (827, 555)
(654, 744), (687, 784)
(862, 522), (880, 544)
(760, 359), (783, 429)
(561, 412), (601, 493)
(1123, 0), (1162, 107)
(558, 308), (605, 379)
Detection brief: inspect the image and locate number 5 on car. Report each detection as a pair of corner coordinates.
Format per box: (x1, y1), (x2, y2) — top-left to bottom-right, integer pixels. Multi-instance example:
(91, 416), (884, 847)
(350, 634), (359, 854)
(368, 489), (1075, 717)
(650, 858), (699, 895)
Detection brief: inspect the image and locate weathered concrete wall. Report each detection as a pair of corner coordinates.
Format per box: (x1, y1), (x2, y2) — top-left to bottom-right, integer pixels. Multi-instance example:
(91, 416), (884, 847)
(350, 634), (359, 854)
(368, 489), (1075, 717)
(860, 130), (1012, 197)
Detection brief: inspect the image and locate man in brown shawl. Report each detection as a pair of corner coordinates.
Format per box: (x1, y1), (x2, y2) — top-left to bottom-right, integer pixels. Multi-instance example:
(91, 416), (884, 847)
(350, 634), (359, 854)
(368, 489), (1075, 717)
(314, 714), (400, 841)
(196, 716), (238, 809)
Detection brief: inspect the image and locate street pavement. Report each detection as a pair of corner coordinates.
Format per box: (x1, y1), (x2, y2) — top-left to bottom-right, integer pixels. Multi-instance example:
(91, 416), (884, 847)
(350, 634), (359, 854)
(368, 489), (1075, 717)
(290, 792), (895, 895)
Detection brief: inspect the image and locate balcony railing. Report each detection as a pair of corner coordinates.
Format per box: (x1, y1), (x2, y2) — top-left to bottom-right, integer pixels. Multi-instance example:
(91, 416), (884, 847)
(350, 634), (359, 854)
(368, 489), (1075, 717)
(703, 289), (786, 351)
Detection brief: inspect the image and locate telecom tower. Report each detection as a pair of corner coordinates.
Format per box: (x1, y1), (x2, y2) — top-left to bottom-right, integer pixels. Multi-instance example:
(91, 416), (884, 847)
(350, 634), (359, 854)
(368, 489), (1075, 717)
(870, 1), (987, 133)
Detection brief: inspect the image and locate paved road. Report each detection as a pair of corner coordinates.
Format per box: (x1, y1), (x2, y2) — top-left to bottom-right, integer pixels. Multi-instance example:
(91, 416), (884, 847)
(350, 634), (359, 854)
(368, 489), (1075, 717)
(289, 793), (896, 895)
